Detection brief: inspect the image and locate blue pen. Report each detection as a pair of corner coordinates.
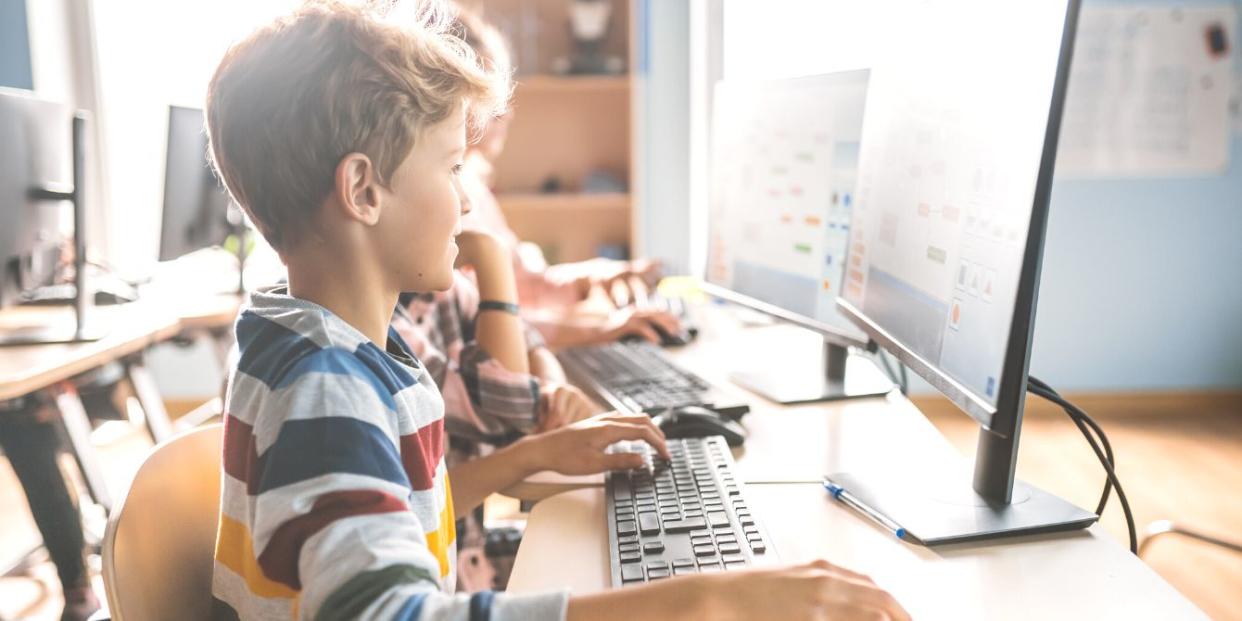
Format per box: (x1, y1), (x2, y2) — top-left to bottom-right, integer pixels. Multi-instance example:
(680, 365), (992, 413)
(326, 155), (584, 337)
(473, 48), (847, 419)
(823, 478), (908, 541)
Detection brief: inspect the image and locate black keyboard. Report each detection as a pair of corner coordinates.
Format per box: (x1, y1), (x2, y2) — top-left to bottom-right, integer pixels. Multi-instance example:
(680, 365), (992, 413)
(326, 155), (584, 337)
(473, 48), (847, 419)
(606, 436), (777, 586)
(558, 341), (750, 419)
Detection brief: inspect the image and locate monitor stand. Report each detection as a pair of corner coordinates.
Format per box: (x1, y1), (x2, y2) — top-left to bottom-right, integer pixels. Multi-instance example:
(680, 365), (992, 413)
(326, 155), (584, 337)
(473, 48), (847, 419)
(826, 426), (1097, 545)
(730, 337), (893, 404)
(1, 113), (108, 347)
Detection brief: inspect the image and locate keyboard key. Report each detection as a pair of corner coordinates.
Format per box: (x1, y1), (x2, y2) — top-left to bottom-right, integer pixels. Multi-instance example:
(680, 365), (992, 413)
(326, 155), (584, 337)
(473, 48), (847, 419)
(643, 541), (664, 555)
(674, 566), (697, 576)
(707, 512), (730, 528)
(620, 552), (641, 564)
(619, 535), (639, 545)
(690, 535), (713, 546)
(646, 561), (669, 572)
(619, 543), (640, 553)
(690, 529), (711, 539)
(693, 544), (717, 557)
(621, 564), (644, 583)
(719, 543), (741, 555)
(639, 513), (661, 535)
(647, 568), (670, 580)
(663, 517), (707, 533)
(698, 560), (722, 571)
(722, 553), (746, 564)
(749, 540), (767, 553)
(724, 561), (746, 570)
(672, 558), (695, 568)
(617, 520), (637, 536)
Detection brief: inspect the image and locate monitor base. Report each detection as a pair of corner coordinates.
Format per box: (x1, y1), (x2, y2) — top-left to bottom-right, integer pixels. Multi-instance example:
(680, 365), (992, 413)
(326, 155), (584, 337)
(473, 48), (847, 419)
(826, 470), (1098, 546)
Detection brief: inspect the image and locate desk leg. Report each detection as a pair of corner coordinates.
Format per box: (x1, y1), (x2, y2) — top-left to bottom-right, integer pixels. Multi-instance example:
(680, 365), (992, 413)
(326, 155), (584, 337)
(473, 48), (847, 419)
(52, 383), (112, 513)
(124, 360), (173, 444)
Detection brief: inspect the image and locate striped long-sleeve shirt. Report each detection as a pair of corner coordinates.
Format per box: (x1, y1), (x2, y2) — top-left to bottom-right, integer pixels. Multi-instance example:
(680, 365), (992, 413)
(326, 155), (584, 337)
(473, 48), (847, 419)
(212, 287), (567, 620)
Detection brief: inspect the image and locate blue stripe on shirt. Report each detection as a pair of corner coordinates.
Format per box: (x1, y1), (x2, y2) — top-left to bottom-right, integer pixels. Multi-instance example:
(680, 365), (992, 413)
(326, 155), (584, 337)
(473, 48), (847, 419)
(256, 416), (409, 494)
(395, 593), (427, 620)
(236, 312), (322, 389)
(469, 591), (496, 621)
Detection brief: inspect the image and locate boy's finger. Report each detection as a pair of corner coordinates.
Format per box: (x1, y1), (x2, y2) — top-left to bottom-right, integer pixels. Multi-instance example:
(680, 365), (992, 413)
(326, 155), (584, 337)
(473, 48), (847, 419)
(601, 451), (646, 471)
(601, 422), (670, 459)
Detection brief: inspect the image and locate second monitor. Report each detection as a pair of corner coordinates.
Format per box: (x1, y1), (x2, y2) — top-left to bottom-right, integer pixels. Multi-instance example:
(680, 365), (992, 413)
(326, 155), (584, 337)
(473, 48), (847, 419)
(705, 69), (891, 403)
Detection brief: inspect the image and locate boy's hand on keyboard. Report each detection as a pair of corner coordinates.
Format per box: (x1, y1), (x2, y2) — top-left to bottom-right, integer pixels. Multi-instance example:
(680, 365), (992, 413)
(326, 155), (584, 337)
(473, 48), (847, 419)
(685, 560), (910, 621)
(523, 412), (670, 475)
(536, 382), (600, 432)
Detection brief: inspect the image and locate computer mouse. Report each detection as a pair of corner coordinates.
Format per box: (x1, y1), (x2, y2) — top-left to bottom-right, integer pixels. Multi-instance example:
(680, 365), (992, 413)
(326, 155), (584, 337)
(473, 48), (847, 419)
(650, 321), (690, 347)
(619, 320), (691, 347)
(651, 405), (746, 447)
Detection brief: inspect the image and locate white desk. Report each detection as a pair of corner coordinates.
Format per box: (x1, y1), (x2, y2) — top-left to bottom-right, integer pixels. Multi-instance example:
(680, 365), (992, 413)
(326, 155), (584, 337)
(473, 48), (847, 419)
(508, 486), (1204, 619)
(505, 305), (1207, 618)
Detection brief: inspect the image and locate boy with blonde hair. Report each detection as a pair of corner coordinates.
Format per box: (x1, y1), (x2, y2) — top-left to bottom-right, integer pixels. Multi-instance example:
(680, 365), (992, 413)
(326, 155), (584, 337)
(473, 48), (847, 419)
(207, 2), (907, 619)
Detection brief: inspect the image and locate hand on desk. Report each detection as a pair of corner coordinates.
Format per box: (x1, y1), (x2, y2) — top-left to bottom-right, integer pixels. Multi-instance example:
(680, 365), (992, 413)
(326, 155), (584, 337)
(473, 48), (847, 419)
(566, 559), (909, 621)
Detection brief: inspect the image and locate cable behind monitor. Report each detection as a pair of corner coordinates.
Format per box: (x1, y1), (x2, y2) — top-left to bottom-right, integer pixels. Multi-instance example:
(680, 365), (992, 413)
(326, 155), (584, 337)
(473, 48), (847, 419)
(1027, 376), (1137, 554)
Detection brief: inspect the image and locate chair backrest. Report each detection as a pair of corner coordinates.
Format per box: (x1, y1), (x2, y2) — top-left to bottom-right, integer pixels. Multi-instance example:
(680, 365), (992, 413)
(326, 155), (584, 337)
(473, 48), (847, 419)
(102, 424), (222, 621)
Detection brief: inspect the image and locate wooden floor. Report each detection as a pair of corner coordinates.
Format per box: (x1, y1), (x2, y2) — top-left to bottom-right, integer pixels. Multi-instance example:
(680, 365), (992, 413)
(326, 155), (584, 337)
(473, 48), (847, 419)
(2, 394), (1240, 620)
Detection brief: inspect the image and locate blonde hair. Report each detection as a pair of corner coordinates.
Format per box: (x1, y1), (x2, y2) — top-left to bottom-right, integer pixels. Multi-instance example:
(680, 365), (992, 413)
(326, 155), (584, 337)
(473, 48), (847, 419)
(205, 0), (508, 252)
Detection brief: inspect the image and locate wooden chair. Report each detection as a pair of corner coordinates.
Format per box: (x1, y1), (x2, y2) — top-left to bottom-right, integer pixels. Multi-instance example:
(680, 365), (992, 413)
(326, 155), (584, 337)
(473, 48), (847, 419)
(100, 424), (221, 621)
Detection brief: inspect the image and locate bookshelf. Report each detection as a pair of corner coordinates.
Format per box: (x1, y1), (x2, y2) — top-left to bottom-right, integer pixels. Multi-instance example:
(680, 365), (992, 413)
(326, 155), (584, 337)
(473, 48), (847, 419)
(468, 0), (634, 263)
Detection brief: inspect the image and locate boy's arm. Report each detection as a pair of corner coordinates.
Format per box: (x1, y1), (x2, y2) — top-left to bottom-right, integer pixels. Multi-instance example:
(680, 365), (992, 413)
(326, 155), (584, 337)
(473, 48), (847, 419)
(239, 356), (565, 620)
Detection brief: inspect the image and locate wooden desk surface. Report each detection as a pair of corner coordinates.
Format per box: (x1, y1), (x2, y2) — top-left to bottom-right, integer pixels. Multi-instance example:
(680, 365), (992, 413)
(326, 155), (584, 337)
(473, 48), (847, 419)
(0, 301), (182, 401)
(509, 485), (1206, 619)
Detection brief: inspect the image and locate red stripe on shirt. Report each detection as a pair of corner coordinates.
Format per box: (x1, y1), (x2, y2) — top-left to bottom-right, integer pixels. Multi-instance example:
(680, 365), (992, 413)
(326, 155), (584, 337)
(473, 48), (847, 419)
(399, 419), (444, 491)
(256, 489), (409, 590)
(222, 414), (259, 491)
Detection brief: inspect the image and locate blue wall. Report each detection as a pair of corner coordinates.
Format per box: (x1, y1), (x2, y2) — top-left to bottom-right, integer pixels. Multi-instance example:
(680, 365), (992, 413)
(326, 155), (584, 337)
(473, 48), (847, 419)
(1032, 140), (1242, 390)
(0, 0), (33, 90)
(1027, 0), (1242, 391)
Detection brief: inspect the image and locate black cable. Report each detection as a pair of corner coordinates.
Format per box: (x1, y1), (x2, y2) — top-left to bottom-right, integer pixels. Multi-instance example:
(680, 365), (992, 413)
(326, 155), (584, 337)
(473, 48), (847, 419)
(1028, 376), (1114, 513)
(1027, 376), (1136, 554)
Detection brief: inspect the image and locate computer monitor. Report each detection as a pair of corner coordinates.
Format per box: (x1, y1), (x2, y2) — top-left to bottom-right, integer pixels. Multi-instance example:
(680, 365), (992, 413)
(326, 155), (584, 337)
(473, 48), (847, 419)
(828, 0), (1095, 544)
(0, 88), (103, 345)
(704, 70), (892, 403)
(160, 105), (237, 263)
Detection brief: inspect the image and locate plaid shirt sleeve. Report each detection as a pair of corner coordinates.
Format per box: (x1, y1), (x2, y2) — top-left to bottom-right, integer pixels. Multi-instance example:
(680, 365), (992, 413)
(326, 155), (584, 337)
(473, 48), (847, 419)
(395, 272), (542, 444)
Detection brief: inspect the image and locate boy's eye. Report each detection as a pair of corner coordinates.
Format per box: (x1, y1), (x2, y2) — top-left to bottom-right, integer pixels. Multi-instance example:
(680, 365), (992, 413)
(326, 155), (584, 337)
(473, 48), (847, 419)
(451, 163), (464, 175)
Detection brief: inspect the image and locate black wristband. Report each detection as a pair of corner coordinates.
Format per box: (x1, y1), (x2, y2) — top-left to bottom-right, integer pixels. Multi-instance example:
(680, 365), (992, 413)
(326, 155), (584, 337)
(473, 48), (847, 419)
(478, 300), (520, 315)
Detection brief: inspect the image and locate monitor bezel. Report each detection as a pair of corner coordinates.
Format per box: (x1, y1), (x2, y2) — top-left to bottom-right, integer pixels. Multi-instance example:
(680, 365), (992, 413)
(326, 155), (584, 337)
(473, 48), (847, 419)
(836, 0), (1082, 439)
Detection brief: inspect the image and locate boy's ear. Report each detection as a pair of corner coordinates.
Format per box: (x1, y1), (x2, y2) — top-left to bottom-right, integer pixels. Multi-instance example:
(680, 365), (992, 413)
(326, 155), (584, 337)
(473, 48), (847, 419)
(334, 153), (382, 226)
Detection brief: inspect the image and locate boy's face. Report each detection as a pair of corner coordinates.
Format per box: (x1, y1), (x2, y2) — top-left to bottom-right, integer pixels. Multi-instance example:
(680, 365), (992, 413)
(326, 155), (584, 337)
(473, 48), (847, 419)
(376, 107), (470, 292)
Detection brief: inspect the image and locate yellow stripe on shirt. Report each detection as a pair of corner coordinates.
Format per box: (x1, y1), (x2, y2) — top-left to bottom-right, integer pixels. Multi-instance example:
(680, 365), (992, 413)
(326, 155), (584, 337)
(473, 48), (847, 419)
(216, 513), (300, 601)
(422, 475), (457, 578)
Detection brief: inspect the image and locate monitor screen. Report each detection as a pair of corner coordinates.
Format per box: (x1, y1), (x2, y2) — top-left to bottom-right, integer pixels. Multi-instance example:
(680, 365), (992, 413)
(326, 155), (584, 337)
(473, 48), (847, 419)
(839, 0), (1075, 419)
(706, 70), (871, 343)
(160, 105), (232, 262)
